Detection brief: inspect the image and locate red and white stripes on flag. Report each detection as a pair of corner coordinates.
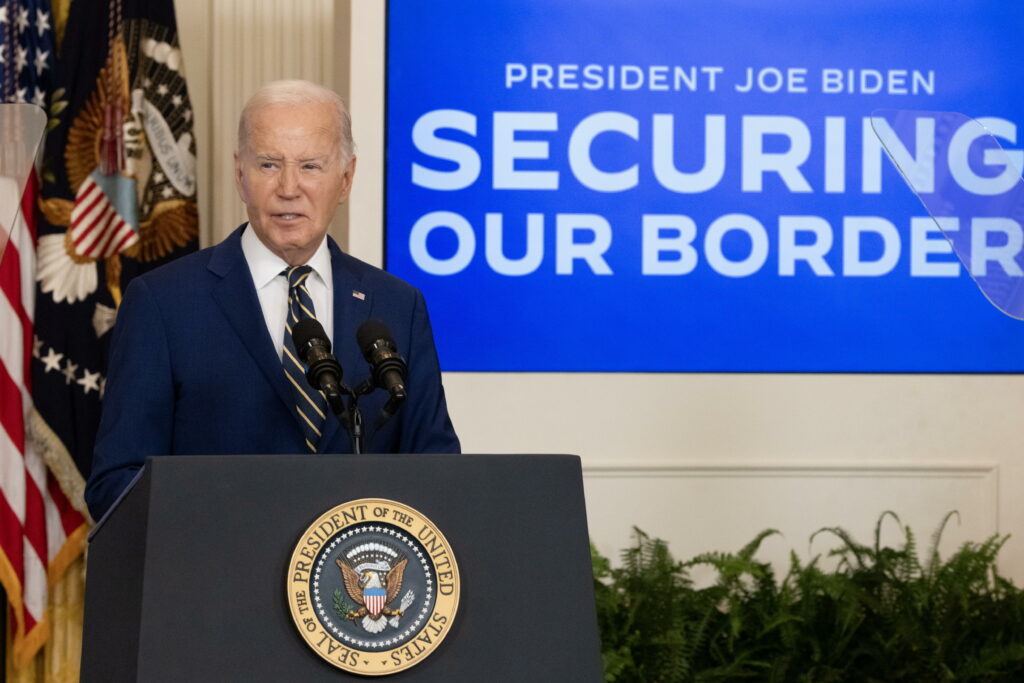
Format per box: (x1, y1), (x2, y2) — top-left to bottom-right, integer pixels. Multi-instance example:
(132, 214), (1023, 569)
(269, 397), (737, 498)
(0, 176), (88, 667)
(364, 587), (387, 616)
(69, 174), (139, 259)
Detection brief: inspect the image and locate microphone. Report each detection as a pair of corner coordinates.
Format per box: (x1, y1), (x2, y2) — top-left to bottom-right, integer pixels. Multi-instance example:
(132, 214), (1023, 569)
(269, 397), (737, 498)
(291, 318), (345, 415)
(356, 319), (408, 412)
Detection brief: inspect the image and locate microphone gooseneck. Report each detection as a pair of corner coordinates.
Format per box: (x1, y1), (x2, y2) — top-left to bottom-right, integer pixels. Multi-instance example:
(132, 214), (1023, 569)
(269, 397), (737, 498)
(356, 319), (408, 416)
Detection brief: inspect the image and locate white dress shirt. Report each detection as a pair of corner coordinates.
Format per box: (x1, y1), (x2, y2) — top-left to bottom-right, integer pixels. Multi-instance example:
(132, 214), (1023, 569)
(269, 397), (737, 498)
(240, 224), (334, 360)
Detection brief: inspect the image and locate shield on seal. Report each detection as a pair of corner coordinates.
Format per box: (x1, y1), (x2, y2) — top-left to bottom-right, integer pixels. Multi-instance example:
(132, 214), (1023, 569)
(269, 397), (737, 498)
(364, 586), (387, 616)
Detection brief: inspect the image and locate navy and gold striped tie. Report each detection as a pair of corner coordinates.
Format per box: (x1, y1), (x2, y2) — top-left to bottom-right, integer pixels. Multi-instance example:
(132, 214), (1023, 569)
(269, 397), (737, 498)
(281, 265), (329, 452)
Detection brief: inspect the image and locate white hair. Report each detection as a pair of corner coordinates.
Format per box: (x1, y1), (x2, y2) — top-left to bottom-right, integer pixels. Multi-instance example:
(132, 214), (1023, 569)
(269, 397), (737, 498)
(237, 79), (355, 163)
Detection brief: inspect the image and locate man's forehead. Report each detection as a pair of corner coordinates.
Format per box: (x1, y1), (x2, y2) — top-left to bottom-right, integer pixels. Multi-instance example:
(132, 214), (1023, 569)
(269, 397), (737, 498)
(245, 127), (340, 157)
(243, 103), (341, 150)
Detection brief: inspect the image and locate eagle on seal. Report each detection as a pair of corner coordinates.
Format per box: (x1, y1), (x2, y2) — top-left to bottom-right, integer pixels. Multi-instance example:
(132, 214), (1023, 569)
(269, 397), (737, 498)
(337, 556), (409, 633)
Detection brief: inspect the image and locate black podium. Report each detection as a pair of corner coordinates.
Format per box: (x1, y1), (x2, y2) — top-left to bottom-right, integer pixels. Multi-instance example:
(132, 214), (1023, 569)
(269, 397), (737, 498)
(81, 454), (603, 682)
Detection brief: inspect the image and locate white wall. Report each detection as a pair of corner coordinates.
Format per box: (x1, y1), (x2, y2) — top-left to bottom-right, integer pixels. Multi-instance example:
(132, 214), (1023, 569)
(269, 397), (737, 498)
(175, 0), (1024, 581)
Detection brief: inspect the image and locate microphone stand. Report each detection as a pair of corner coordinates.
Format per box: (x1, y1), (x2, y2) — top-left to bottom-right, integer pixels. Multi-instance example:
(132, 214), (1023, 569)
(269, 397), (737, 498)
(346, 388), (365, 455)
(323, 385), (364, 455)
(344, 378), (404, 454)
(312, 373), (388, 456)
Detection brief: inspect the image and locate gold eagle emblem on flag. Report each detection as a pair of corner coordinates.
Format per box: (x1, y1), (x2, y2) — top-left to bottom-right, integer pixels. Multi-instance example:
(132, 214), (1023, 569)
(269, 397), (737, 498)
(36, 23), (197, 315)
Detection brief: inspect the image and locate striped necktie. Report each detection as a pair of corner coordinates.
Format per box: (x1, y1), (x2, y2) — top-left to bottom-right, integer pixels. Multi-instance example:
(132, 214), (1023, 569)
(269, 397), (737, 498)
(281, 265), (329, 452)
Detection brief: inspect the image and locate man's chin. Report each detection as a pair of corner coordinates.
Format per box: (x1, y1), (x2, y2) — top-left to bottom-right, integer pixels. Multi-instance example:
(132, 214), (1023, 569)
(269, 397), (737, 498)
(275, 237), (326, 266)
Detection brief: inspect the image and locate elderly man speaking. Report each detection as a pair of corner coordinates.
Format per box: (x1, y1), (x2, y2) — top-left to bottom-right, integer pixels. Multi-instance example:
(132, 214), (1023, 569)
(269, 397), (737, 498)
(85, 81), (460, 520)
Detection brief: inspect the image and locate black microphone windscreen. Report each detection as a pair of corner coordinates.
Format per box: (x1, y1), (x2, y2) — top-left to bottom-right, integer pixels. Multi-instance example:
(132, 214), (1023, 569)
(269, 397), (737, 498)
(356, 319), (395, 354)
(292, 318), (330, 357)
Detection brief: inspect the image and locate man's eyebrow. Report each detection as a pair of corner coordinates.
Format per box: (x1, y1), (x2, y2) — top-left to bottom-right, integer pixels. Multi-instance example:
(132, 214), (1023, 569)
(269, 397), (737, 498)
(253, 154), (329, 163)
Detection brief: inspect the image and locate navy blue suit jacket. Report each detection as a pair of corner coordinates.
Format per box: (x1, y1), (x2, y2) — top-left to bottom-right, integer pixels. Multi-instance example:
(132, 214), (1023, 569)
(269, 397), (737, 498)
(85, 226), (459, 519)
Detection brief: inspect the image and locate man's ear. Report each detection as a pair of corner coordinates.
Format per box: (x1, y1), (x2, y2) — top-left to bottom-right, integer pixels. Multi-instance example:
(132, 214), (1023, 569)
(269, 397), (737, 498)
(339, 156), (358, 205)
(233, 150), (247, 202)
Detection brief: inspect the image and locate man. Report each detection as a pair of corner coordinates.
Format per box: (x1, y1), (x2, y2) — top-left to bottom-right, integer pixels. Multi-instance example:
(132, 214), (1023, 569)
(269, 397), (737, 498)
(85, 81), (460, 520)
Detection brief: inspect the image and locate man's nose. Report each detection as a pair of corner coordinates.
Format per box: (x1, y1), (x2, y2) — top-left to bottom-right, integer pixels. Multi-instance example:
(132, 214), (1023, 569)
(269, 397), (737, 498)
(276, 164), (300, 197)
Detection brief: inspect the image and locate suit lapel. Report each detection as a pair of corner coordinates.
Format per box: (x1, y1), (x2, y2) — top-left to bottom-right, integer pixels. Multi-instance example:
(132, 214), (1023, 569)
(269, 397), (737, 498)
(209, 227), (298, 426)
(318, 238), (372, 452)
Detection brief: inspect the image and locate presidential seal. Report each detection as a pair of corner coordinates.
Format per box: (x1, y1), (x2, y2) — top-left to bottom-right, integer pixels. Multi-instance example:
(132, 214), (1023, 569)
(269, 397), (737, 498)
(287, 499), (460, 675)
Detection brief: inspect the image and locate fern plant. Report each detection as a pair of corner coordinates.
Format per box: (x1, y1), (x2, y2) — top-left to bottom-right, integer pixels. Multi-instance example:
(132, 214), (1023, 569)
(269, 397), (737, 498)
(592, 512), (1024, 682)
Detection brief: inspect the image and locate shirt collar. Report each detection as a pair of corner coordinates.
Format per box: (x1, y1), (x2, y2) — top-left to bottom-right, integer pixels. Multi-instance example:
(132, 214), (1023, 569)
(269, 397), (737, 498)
(240, 223), (333, 290)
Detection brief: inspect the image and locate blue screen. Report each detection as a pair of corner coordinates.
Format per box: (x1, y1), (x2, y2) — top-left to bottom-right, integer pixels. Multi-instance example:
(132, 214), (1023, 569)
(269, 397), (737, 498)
(385, 0), (1024, 372)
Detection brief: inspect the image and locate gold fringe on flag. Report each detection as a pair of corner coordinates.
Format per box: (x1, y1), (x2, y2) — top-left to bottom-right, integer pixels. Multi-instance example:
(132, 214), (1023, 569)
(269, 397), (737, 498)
(5, 553), (86, 683)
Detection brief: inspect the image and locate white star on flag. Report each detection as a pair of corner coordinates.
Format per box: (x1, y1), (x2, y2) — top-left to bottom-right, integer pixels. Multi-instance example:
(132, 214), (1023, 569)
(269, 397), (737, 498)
(33, 48), (48, 75)
(40, 348), (63, 373)
(61, 360), (79, 385)
(77, 369), (101, 395)
(35, 8), (50, 37)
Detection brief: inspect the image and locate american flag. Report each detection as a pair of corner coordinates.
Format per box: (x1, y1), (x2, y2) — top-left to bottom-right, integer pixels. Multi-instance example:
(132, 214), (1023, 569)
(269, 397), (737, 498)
(0, 0), (88, 669)
(2, 0), (197, 666)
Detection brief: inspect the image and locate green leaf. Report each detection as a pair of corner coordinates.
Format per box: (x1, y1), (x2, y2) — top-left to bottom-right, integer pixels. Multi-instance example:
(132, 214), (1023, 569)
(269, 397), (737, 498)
(333, 588), (356, 620)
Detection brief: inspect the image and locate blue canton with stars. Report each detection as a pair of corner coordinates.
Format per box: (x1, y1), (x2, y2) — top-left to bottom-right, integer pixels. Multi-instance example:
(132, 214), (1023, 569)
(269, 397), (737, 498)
(0, 0), (54, 105)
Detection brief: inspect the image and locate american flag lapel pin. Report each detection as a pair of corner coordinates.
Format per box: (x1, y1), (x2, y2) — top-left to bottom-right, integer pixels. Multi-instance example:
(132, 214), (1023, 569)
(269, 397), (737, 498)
(352, 290), (366, 301)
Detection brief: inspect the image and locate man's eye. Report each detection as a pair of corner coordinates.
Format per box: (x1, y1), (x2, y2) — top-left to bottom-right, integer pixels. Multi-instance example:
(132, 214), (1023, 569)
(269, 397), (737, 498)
(260, 162), (277, 170)
(303, 164), (321, 171)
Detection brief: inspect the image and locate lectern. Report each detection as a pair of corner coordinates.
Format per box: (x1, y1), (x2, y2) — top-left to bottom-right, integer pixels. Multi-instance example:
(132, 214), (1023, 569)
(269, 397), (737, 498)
(81, 454), (603, 681)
